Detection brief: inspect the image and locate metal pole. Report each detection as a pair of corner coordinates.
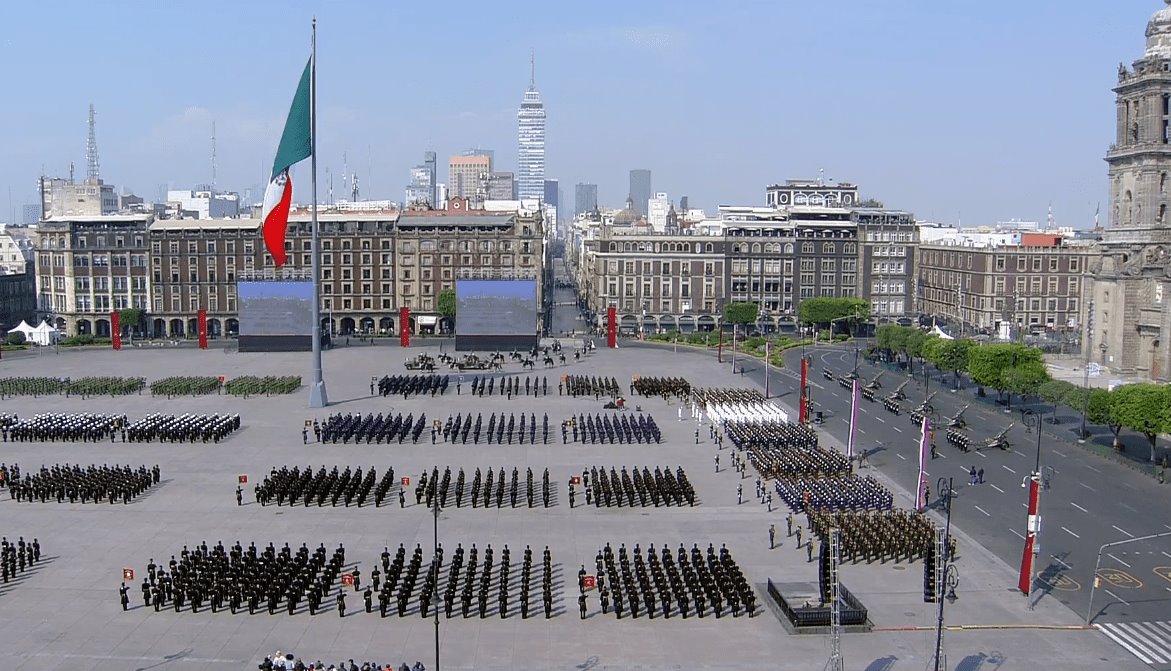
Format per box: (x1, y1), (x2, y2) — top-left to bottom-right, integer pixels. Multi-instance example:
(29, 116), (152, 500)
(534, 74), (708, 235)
(1079, 300), (1094, 442)
(307, 19), (329, 408)
(434, 492), (440, 671)
(764, 340), (770, 399)
(932, 477), (954, 671)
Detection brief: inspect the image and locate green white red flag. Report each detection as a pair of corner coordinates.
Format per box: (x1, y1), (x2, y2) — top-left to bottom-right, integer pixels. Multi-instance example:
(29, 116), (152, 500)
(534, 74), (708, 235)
(262, 58), (312, 267)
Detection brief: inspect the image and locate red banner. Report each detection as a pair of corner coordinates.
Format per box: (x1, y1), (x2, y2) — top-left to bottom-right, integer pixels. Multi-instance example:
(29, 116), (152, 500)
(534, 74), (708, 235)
(606, 306), (617, 348)
(111, 311), (121, 350)
(197, 309), (208, 349)
(400, 306), (410, 347)
(1018, 476), (1041, 595)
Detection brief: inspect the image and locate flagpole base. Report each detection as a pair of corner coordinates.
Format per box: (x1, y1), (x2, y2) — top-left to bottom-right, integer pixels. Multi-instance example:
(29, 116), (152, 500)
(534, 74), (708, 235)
(308, 380), (329, 408)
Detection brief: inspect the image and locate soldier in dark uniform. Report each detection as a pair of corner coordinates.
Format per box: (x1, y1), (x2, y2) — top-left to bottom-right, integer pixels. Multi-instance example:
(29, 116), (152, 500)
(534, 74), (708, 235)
(119, 582), (130, 610)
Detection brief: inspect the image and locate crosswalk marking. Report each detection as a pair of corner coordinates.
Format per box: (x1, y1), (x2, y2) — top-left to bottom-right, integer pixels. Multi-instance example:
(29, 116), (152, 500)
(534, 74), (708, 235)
(1096, 620), (1171, 664)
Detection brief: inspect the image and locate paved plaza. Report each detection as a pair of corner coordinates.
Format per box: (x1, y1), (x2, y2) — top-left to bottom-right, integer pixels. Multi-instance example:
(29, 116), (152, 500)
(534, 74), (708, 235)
(0, 342), (1150, 671)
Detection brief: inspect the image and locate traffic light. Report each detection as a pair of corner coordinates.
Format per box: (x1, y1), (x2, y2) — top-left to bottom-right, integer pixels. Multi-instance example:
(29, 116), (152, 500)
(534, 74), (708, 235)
(923, 542), (937, 603)
(818, 541), (831, 603)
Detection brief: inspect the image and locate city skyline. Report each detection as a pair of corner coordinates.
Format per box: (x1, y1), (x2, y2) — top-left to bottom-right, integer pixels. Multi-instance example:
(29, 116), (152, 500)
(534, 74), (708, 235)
(0, 0), (1161, 226)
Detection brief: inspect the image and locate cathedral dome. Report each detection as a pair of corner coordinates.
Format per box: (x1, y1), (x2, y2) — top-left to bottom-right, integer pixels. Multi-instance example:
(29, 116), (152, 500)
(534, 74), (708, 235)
(1146, 0), (1171, 57)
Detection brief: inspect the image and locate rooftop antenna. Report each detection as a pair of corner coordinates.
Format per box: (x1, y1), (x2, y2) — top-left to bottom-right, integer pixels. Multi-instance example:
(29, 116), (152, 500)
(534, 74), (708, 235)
(211, 121), (217, 189)
(1047, 202), (1054, 229)
(818, 168), (824, 187)
(529, 47), (536, 91)
(86, 104), (100, 182)
(342, 151), (348, 200)
(69, 161), (75, 184)
(351, 173), (360, 202)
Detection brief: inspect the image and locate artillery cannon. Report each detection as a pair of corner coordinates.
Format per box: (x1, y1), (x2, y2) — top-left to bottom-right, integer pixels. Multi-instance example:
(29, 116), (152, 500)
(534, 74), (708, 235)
(947, 405), (969, 429)
(890, 379), (910, 401)
(915, 391), (939, 415)
(864, 371), (884, 391)
(979, 424), (1012, 451)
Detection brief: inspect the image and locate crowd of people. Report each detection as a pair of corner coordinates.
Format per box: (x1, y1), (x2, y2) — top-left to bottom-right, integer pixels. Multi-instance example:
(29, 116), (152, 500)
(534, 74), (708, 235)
(0, 412), (240, 443)
(258, 653), (425, 671)
(562, 413), (661, 444)
(591, 542), (755, 619)
(582, 466), (695, 508)
(807, 510), (936, 564)
(413, 466), (554, 509)
(723, 419), (819, 452)
(374, 375), (450, 399)
(5, 463), (159, 504)
(2, 536), (41, 585)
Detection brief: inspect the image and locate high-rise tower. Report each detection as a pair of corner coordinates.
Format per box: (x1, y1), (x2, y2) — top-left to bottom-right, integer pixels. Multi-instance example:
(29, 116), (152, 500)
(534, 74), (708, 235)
(1089, 0), (1171, 380)
(517, 50), (546, 201)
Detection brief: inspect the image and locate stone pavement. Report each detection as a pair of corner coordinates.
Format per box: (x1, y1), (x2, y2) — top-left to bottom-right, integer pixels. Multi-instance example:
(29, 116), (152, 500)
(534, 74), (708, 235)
(0, 343), (1149, 671)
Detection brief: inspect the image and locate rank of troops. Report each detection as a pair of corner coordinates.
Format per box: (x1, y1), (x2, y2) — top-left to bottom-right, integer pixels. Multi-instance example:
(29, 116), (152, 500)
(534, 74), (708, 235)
(724, 419), (819, 452)
(561, 375), (620, 398)
(582, 466), (695, 508)
(130, 540), (349, 616)
(125, 413), (240, 443)
(255, 466), (398, 508)
(2, 413), (121, 442)
(630, 376), (691, 400)
(375, 374), (449, 399)
(460, 374), (550, 398)
(433, 542), (555, 619)
(434, 411), (550, 445)
(5, 463), (160, 505)
(745, 445), (850, 480)
(881, 397), (902, 415)
(2, 536), (42, 585)
(412, 466), (555, 509)
(772, 475), (893, 513)
(591, 542), (755, 619)
(946, 428), (972, 452)
(693, 388), (765, 406)
(319, 412), (427, 444)
(807, 510), (936, 564)
(0, 375), (145, 398)
(562, 413), (661, 444)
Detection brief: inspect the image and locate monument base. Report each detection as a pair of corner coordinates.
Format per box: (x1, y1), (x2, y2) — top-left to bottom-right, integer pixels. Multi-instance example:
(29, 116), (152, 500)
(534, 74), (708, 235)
(238, 335), (311, 353)
(765, 579), (871, 634)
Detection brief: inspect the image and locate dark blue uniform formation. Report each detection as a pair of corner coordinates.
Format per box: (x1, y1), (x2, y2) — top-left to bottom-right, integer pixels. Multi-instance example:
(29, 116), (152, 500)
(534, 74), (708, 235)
(584, 466), (695, 507)
(376, 374), (449, 398)
(808, 510), (935, 564)
(2, 412), (121, 442)
(435, 412), (550, 445)
(320, 413), (427, 444)
(561, 375), (620, 398)
(429, 466), (554, 509)
(464, 375), (549, 397)
(5, 463), (159, 504)
(592, 543), (755, 619)
(772, 475), (892, 513)
(2, 536), (41, 586)
(562, 413), (661, 444)
(125, 413), (240, 443)
(141, 540), (348, 616)
(630, 376), (691, 400)
(255, 466), (398, 508)
(946, 428), (971, 452)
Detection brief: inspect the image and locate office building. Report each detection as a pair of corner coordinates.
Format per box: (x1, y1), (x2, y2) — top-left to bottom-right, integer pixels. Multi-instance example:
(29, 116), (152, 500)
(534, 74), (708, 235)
(647, 192), (672, 232)
(487, 171), (516, 200)
(629, 169), (651, 216)
(404, 151), (437, 209)
(575, 183), (598, 216)
(166, 189), (241, 219)
(41, 177), (119, 218)
(448, 154), (491, 205)
(544, 179), (559, 207)
(517, 59), (546, 201)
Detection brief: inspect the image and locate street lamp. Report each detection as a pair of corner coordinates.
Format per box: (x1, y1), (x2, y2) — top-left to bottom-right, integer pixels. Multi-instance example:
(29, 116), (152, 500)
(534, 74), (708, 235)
(1079, 300), (1094, 442)
(931, 476), (959, 671)
(432, 490), (441, 671)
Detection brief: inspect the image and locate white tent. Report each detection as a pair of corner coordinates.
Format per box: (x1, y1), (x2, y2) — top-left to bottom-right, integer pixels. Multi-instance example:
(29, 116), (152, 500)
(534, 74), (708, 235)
(29, 320), (60, 346)
(930, 323), (955, 340)
(6, 320), (35, 343)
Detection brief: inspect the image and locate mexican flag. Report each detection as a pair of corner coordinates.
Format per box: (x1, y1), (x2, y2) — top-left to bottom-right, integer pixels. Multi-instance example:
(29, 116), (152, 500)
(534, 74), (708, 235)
(262, 58), (312, 267)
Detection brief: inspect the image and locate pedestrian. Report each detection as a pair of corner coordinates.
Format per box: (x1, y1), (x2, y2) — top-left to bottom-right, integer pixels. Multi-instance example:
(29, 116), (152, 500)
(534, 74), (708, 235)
(302, 427), (308, 445)
(769, 524), (776, 549)
(767, 492), (773, 512)
(977, 468), (984, 484)
(968, 467), (977, 486)
(924, 484), (931, 507)
(337, 591), (346, 617)
(737, 483), (743, 505)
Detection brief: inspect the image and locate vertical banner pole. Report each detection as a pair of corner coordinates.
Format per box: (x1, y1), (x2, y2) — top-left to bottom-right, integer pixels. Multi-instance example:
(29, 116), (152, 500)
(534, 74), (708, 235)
(400, 306), (411, 347)
(917, 417), (931, 511)
(847, 379), (859, 462)
(1018, 477), (1040, 595)
(111, 311), (121, 350)
(799, 357), (808, 424)
(764, 341), (770, 399)
(606, 306), (617, 348)
(197, 309), (208, 349)
(307, 18), (329, 408)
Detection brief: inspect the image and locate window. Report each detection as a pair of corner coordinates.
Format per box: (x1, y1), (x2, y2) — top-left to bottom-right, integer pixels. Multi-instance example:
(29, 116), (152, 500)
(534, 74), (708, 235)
(207, 241), (216, 254)
(822, 242), (835, 254)
(1017, 257), (1026, 271)
(801, 242), (814, 254)
(1032, 257), (1042, 272)
(1049, 257), (1058, 272)
(995, 257), (1006, 271)
(1069, 278), (1079, 295)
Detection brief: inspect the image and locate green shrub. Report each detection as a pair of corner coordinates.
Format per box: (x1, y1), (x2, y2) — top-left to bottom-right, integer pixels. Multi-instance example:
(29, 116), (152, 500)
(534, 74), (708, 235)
(6, 331), (26, 345)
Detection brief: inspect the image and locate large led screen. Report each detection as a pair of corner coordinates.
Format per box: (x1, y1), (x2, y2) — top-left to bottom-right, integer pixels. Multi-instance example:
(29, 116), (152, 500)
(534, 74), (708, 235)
(455, 279), (538, 351)
(238, 281), (313, 336)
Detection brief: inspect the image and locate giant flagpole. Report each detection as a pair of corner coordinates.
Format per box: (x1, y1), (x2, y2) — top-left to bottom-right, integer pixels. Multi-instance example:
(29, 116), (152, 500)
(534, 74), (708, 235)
(308, 18), (328, 408)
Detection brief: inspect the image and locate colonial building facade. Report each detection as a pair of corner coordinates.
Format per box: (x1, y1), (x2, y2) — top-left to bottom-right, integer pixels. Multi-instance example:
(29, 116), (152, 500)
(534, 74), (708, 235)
(1089, 2), (1171, 380)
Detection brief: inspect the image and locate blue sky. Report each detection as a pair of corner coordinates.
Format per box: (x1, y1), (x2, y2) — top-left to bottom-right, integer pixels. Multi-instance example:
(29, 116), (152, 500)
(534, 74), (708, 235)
(0, 0), (1162, 227)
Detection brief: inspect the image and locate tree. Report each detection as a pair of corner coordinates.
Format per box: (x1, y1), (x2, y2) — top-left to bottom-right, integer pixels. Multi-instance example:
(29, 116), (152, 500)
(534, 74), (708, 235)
(1038, 379), (1075, 407)
(967, 343), (1041, 405)
(6, 331), (26, 346)
(876, 324), (909, 360)
(723, 302), (759, 326)
(1086, 388), (1123, 449)
(930, 339), (972, 388)
(797, 297), (869, 331)
(1110, 383), (1170, 462)
(118, 308), (145, 342)
(1002, 361), (1051, 403)
(437, 288), (457, 318)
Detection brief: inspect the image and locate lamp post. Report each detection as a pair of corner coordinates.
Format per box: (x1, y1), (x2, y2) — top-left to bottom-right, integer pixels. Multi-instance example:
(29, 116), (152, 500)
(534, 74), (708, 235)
(433, 491), (441, 671)
(1019, 408), (1045, 608)
(1078, 300), (1095, 443)
(931, 476), (959, 671)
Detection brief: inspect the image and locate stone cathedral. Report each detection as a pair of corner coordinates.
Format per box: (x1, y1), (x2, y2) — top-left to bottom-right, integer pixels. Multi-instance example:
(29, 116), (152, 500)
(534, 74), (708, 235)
(1090, 0), (1171, 381)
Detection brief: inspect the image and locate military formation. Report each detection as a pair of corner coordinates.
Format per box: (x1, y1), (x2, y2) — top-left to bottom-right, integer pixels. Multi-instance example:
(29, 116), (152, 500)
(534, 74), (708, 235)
(693, 388), (765, 406)
(460, 374), (550, 398)
(807, 510), (936, 564)
(125, 413), (240, 443)
(582, 466), (695, 507)
(434, 411), (550, 445)
(375, 374), (450, 398)
(2, 536), (42, 585)
(630, 376), (691, 400)
(562, 413), (661, 444)
(410, 466), (555, 509)
(723, 420), (819, 452)
(0, 376), (145, 398)
(561, 375), (620, 398)
(946, 428), (972, 452)
(5, 463), (159, 504)
(772, 475), (893, 513)
(746, 445), (851, 479)
(255, 466), (398, 508)
(0, 412), (239, 443)
(592, 542), (755, 619)
(319, 413), (427, 444)
(134, 540), (349, 616)
(435, 542), (556, 619)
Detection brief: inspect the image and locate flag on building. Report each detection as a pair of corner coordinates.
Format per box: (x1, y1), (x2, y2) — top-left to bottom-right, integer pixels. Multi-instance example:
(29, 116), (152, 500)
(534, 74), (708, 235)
(262, 58), (313, 267)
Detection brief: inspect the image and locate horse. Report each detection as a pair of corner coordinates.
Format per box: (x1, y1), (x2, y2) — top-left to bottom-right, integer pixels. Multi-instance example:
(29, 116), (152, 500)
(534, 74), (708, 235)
(543, 356), (555, 368)
(522, 359), (535, 370)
